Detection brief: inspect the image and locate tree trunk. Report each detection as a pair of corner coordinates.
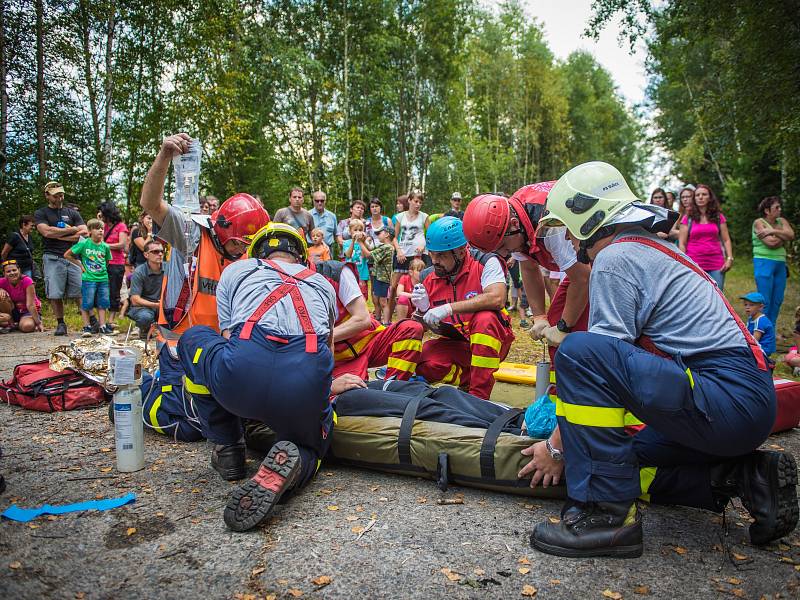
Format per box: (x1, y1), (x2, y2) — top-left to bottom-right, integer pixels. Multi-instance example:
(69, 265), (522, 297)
(342, 1), (352, 201)
(35, 0), (46, 182)
(0, 0), (7, 193)
(102, 2), (115, 181)
(78, 0), (102, 170)
(125, 19), (146, 210)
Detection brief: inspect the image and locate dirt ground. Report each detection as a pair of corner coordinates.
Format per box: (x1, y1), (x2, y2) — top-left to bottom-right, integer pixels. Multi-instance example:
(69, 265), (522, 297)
(1, 329), (799, 600)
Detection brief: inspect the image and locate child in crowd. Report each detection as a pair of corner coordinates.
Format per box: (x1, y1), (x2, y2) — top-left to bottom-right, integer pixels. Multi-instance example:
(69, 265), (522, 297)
(370, 228), (395, 324)
(785, 321), (800, 377)
(741, 292), (776, 358)
(395, 258), (425, 320)
(343, 219), (372, 296)
(64, 219), (113, 336)
(308, 227), (332, 263)
(0, 260), (42, 333)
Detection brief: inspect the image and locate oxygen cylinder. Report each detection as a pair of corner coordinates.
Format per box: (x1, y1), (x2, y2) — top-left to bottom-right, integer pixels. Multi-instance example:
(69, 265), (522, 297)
(113, 386), (144, 472)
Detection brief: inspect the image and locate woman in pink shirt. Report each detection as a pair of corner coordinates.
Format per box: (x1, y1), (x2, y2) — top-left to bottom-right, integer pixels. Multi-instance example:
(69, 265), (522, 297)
(98, 202), (129, 327)
(0, 260), (42, 333)
(678, 184), (734, 288)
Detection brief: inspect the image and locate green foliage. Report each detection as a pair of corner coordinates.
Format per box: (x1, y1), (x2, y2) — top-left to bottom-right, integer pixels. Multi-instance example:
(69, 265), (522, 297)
(3, 0), (647, 228)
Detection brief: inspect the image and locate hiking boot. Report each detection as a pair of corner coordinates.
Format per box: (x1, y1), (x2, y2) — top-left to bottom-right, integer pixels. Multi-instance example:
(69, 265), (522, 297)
(54, 321), (68, 336)
(100, 324), (115, 335)
(81, 326), (93, 338)
(710, 450), (799, 545)
(520, 319), (530, 329)
(530, 500), (643, 558)
(243, 420), (278, 455)
(223, 441), (302, 532)
(211, 442), (247, 481)
(89, 314), (100, 334)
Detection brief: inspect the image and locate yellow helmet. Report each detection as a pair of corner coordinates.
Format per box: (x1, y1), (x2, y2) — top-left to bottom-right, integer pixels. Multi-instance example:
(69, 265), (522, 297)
(539, 161), (640, 240)
(247, 222), (308, 263)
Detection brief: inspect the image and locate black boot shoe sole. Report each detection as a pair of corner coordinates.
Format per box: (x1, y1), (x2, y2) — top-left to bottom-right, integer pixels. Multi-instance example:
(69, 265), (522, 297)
(749, 451), (798, 545)
(223, 441), (301, 532)
(531, 532), (643, 559)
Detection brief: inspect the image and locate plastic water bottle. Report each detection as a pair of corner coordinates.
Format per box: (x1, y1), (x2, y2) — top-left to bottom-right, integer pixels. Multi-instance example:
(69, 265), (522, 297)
(113, 386), (144, 472)
(171, 139), (202, 214)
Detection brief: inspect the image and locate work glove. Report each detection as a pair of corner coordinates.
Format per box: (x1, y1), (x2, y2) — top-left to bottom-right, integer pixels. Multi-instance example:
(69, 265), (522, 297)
(542, 325), (568, 347)
(411, 284), (430, 312)
(528, 316), (550, 341)
(423, 303), (453, 327)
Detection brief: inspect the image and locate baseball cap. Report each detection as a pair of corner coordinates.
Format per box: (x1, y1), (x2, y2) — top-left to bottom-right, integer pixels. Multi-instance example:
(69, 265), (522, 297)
(44, 181), (65, 195)
(740, 292), (766, 304)
(451, 192), (462, 200)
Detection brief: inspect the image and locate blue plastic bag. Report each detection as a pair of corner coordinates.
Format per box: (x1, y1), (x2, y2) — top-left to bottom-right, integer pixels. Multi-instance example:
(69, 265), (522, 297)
(524, 394), (557, 438)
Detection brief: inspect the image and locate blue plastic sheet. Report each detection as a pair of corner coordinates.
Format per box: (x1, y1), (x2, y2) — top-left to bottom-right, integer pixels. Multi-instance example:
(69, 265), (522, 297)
(1, 492), (136, 523)
(524, 394), (557, 438)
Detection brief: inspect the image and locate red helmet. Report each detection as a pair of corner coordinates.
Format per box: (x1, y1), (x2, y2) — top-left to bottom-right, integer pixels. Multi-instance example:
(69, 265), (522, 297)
(462, 194), (511, 252)
(509, 181), (556, 207)
(212, 193), (270, 246)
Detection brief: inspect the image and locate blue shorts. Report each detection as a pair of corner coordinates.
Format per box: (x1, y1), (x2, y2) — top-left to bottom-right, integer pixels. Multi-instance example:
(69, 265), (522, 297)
(81, 280), (110, 311)
(371, 277), (390, 298)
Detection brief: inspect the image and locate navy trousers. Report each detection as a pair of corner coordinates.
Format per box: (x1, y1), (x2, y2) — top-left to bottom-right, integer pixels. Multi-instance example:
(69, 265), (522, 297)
(177, 324), (334, 488)
(141, 371), (203, 442)
(554, 332), (776, 504)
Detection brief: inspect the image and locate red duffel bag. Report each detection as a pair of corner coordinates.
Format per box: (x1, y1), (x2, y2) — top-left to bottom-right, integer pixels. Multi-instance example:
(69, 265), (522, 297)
(773, 378), (800, 433)
(0, 360), (105, 412)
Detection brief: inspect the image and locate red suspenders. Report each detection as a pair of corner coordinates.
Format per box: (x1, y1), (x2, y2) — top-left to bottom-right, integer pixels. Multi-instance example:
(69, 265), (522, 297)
(614, 236), (767, 371)
(238, 260), (319, 353)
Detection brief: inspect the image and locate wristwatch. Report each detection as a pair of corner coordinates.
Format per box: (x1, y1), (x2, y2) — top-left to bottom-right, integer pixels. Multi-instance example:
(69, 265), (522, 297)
(545, 438), (563, 461)
(556, 319), (572, 334)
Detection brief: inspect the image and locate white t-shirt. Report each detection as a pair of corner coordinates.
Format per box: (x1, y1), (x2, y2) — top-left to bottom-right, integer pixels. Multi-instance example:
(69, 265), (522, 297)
(479, 256), (506, 289)
(337, 266), (363, 309)
(511, 229), (577, 272)
(396, 211), (428, 256)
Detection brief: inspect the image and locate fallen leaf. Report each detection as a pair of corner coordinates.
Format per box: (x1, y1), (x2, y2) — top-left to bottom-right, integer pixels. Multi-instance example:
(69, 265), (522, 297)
(726, 578), (742, 585)
(712, 544), (724, 552)
(251, 566), (265, 576)
(100, 448), (112, 453)
(550, 579), (561, 585)
(126, 527), (137, 536)
(319, 489), (333, 495)
(794, 565), (800, 572)
(191, 488), (200, 493)
(548, 516), (560, 524)
(288, 589), (303, 598)
(355, 505), (364, 512)
(369, 486), (379, 492)
(311, 575), (332, 587)
(9, 561), (21, 569)
(351, 526), (364, 534)
(441, 568), (462, 582)
(672, 546), (687, 555)
(345, 515), (359, 522)
(602, 591), (622, 600)
(156, 512), (165, 517)
(265, 595), (277, 600)
(730, 590), (745, 598)
(378, 497), (388, 502)
(417, 496), (428, 504)
(75, 593), (86, 599)
(732, 553), (749, 561)
(518, 567), (531, 575)
(327, 505), (339, 511)
(778, 556), (796, 564)
(769, 444), (784, 451)
(518, 556), (531, 565)
(100, 467), (113, 473)
(474, 568), (486, 576)
(521, 584), (537, 597)
(27, 524), (38, 529)
(173, 488), (184, 494)
(633, 586), (650, 595)
(276, 579), (289, 585)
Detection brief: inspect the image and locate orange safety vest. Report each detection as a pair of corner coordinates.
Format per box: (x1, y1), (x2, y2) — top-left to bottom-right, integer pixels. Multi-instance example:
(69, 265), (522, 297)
(157, 227), (237, 346)
(316, 260), (384, 361)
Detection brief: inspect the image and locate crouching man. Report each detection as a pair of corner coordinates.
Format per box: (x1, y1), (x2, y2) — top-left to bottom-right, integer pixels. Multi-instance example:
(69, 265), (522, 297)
(526, 161), (797, 558)
(176, 223), (361, 531)
(412, 216), (514, 400)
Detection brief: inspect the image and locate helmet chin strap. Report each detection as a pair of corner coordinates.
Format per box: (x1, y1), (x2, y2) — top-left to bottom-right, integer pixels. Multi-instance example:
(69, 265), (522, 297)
(576, 225), (616, 264)
(436, 249), (464, 279)
(208, 226), (241, 262)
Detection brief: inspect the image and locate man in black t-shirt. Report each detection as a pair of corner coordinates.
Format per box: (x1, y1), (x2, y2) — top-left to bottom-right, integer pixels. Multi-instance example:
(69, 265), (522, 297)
(34, 181), (88, 336)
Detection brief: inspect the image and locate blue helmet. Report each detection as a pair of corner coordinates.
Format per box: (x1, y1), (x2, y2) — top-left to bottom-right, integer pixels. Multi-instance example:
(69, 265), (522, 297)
(426, 216), (467, 252)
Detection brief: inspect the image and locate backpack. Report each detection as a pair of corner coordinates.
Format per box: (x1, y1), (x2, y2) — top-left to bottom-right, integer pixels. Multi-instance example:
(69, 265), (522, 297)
(0, 360), (106, 412)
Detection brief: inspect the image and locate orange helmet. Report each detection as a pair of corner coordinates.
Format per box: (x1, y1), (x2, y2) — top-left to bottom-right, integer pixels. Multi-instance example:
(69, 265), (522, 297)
(211, 193), (270, 246)
(462, 194), (511, 252)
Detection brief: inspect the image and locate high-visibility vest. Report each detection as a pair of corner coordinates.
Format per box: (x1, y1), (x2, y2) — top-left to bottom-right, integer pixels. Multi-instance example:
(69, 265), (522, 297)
(316, 260), (384, 361)
(157, 227), (237, 346)
(422, 249), (511, 337)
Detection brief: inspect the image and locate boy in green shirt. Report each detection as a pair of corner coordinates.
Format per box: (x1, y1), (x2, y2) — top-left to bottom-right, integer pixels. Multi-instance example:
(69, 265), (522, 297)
(64, 219), (113, 336)
(370, 228), (395, 324)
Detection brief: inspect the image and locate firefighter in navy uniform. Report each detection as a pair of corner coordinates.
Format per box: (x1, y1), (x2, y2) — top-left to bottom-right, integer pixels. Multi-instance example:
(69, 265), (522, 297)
(412, 216), (514, 400)
(176, 223), (364, 531)
(522, 161), (797, 558)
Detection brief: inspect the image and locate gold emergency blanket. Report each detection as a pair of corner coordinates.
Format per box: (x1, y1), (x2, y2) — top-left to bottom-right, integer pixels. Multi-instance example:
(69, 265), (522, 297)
(49, 336), (157, 386)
